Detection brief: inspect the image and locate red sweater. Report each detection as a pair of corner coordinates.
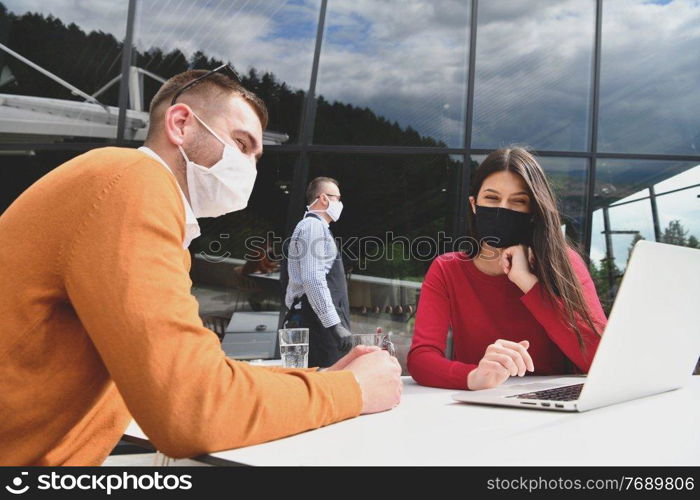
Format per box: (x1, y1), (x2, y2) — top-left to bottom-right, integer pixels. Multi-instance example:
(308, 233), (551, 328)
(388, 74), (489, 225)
(407, 249), (606, 390)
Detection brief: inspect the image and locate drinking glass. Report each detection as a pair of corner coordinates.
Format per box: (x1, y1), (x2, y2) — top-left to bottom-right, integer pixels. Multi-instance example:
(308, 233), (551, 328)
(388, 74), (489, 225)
(350, 331), (396, 357)
(278, 328), (309, 368)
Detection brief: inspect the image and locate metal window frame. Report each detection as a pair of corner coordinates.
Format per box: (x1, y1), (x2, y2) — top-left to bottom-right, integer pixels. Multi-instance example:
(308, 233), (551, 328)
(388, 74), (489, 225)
(282, 0), (328, 237)
(116, 0), (137, 143)
(581, 0), (604, 257)
(4, 0), (700, 260)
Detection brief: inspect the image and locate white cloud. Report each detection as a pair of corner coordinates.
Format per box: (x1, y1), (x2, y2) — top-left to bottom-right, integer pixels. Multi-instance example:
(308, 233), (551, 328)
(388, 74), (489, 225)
(132, 0), (320, 90)
(3, 0), (320, 91)
(598, 0), (700, 154)
(6, 0), (698, 154)
(472, 0), (595, 150)
(4, 0), (129, 34)
(314, 0), (471, 146)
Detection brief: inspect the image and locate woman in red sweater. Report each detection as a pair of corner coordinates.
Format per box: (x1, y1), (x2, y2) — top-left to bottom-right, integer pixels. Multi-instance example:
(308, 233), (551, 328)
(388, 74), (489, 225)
(407, 147), (607, 390)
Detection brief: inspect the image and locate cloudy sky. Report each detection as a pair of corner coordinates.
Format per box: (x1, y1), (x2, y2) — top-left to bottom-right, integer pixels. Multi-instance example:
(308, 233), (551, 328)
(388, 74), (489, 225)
(315, 0), (470, 146)
(5, 0), (698, 152)
(472, 0), (595, 151)
(132, 0), (321, 91)
(4, 0), (699, 265)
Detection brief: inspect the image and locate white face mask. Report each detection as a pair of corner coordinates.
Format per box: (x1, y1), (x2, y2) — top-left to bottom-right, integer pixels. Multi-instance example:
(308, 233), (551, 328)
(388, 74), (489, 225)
(178, 112), (257, 218)
(307, 196), (343, 222)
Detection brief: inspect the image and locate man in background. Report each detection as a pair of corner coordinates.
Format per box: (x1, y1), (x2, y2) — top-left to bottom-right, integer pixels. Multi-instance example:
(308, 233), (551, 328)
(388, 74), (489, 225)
(281, 177), (354, 367)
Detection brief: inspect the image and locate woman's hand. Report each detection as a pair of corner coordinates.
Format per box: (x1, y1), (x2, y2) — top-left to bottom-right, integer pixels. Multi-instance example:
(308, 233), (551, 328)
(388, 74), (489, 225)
(467, 339), (535, 390)
(500, 244), (538, 293)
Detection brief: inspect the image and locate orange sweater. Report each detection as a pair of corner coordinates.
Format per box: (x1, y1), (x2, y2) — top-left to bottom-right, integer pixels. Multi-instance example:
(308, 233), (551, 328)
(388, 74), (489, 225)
(0, 147), (362, 466)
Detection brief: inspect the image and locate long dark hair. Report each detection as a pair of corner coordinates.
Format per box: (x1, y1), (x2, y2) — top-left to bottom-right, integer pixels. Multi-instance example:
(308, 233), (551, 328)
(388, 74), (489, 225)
(466, 147), (602, 348)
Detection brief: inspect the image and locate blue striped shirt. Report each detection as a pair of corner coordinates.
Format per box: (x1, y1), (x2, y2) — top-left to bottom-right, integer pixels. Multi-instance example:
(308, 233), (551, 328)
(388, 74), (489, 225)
(284, 214), (341, 328)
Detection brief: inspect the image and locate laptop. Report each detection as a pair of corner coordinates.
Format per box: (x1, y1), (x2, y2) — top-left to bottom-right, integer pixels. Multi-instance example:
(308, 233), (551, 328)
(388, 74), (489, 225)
(452, 240), (700, 412)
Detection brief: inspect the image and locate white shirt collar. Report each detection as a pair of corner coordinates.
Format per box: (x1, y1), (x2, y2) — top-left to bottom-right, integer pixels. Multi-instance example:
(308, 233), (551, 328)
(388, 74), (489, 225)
(138, 146), (201, 248)
(304, 211), (330, 227)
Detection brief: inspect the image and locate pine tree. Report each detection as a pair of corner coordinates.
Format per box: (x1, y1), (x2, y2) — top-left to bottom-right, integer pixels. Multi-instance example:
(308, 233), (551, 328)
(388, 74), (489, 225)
(628, 233), (644, 261)
(661, 220), (688, 246)
(590, 257), (622, 315)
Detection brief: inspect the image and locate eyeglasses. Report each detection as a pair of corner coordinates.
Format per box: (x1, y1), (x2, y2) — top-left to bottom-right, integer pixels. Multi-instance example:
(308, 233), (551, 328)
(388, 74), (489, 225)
(170, 64), (241, 106)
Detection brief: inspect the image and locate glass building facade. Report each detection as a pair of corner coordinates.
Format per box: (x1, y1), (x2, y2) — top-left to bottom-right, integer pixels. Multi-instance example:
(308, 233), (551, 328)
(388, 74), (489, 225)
(1, 0), (699, 371)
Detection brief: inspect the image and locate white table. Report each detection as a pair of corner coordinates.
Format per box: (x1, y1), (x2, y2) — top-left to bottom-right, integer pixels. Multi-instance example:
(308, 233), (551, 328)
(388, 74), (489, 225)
(122, 375), (700, 466)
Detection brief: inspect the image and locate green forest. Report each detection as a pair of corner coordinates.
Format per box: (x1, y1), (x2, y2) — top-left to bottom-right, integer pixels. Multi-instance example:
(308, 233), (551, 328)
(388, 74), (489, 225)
(0, 2), (464, 281)
(1, 3), (697, 296)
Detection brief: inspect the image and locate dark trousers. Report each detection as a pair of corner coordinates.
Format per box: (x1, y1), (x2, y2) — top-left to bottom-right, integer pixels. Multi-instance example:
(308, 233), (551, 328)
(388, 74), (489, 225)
(284, 295), (343, 368)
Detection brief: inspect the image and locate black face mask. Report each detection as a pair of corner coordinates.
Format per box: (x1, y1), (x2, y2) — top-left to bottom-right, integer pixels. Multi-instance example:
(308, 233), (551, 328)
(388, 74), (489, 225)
(474, 205), (533, 248)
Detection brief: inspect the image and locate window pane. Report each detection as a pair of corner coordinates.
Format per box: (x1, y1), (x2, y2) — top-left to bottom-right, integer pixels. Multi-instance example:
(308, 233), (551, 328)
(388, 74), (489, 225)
(590, 199), (654, 311)
(304, 153), (462, 371)
(472, 0), (595, 151)
(597, 199), (657, 260)
(594, 159), (696, 208)
(133, 0), (321, 143)
(599, 0), (700, 154)
(654, 166), (700, 249)
(1, 1), (127, 140)
(539, 157), (588, 242)
(590, 159), (699, 312)
(313, 0), (471, 147)
(654, 163), (700, 195)
(189, 153), (295, 322)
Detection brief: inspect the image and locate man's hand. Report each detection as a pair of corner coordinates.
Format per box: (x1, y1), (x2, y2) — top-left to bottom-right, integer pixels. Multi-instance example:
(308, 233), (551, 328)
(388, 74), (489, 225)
(344, 350), (402, 414)
(330, 323), (353, 353)
(467, 339), (535, 391)
(324, 345), (381, 371)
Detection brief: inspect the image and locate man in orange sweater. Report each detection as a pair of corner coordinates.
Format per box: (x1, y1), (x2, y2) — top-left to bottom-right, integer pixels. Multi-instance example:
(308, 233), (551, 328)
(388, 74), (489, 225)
(0, 68), (402, 466)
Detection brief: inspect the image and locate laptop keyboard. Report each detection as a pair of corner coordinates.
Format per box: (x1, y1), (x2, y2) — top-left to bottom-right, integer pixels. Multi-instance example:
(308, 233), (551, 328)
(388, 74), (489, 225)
(510, 383), (584, 401)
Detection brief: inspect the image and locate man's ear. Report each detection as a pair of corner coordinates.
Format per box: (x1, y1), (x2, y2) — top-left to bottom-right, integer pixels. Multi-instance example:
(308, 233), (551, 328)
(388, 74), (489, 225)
(164, 103), (192, 147)
(319, 193), (329, 209)
(469, 195), (477, 214)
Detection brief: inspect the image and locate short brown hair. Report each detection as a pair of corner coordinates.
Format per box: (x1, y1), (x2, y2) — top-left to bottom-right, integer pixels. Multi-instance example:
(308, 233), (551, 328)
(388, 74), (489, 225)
(306, 176), (339, 204)
(146, 69), (268, 139)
